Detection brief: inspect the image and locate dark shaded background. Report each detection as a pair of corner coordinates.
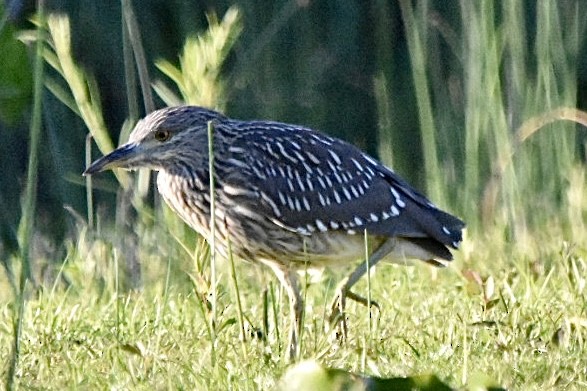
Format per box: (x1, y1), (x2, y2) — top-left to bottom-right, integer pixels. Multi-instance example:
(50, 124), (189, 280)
(1, 0), (586, 255)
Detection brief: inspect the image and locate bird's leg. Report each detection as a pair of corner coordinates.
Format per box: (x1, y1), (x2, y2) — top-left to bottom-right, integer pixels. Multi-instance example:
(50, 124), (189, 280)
(345, 291), (381, 310)
(263, 262), (303, 361)
(328, 237), (396, 339)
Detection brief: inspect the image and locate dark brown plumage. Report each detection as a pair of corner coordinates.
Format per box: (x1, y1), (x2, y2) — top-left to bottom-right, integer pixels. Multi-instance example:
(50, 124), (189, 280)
(84, 105), (465, 359)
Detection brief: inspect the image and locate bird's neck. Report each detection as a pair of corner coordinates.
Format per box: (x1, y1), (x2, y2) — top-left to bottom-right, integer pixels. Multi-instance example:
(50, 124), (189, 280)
(156, 169), (212, 234)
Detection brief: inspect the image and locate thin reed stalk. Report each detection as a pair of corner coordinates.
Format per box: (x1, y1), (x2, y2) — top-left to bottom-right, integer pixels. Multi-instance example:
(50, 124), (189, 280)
(10, 3), (46, 387)
(398, 0), (443, 204)
(207, 119), (217, 365)
(227, 238), (247, 355)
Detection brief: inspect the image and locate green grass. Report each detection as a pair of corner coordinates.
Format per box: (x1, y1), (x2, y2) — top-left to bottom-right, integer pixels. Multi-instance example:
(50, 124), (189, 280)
(2, 220), (586, 389)
(4, 1), (587, 389)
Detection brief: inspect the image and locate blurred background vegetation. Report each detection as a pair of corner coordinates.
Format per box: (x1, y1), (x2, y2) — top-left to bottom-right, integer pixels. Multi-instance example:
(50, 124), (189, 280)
(1, 0), (587, 282)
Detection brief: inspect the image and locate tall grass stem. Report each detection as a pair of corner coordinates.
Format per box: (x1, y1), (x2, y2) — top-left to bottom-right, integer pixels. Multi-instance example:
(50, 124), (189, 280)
(121, 0), (139, 121)
(207, 120), (218, 357)
(9, 3), (46, 385)
(398, 0), (443, 203)
(121, 0), (154, 113)
(364, 229), (372, 339)
(85, 134), (94, 228)
(227, 239), (247, 355)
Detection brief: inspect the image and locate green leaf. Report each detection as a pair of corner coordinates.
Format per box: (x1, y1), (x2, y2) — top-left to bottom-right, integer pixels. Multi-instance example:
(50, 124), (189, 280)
(279, 360), (456, 391)
(0, 20), (33, 125)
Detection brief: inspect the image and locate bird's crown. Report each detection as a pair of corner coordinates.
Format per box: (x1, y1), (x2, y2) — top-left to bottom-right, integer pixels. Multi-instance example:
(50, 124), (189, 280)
(129, 106), (226, 143)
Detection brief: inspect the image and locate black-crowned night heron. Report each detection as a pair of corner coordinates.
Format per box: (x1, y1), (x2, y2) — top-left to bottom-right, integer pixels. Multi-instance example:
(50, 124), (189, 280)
(84, 106), (464, 359)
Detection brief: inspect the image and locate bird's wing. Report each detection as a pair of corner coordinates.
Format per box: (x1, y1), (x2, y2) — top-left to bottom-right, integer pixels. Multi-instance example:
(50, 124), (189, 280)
(217, 121), (463, 249)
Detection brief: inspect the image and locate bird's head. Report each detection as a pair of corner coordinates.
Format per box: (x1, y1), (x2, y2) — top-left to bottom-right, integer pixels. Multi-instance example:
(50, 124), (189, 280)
(83, 106), (225, 175)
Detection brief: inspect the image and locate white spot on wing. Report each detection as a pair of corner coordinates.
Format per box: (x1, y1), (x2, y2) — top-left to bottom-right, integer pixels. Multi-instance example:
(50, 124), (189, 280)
(315, 219), (328, 232)
(228, 146), (246, 153)
(306, 176), (314, 191)
(277, 191), (286, 205)
(342, 187), (352, 201)
(328, 150), (342, 165)
(226, 158), (248, 168)
(286, 166), (294, 180)
(311, 134), (332, 146)
(390, 187), (406, 208)
(275, 141), (298, 163)
(260, 191), (282, 217)
(317, 176), (326, 189)
(251, 165), (265, 179)
(266, 142), (278, 158)
(356, 184), (365, 195)
(305, 151), (321, 164)
(286, 195), (295, 210)
(363, 154), (379, 166)
(297, 227), (310, 235)
(351, 158), (364, 171)
(324, 176), (333, 187)
(295, 171), (305, 191)
(286, 178), (295, 192)
(302, 196), (311, 211)
(223, 184), (258, 197)
(390, 187), (400, 200)
(391, 205), (400, 216)
(293, 150), (305, 161)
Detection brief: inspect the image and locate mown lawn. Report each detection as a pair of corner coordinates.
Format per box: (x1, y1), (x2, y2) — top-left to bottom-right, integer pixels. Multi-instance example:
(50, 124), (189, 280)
(2, 222), (586, 389)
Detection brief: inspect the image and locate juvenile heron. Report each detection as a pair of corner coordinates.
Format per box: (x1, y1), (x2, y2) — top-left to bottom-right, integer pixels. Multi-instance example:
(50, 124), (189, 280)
(84, 106), (464, 359)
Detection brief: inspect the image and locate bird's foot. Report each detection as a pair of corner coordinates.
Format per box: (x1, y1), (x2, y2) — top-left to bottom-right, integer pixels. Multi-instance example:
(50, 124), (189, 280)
(328, 289), (381, 341)
(327, 288), (348, 341)
(345, 291), (381, 311)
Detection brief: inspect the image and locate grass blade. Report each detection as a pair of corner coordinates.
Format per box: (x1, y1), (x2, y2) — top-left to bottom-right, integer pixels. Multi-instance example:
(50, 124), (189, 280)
(207, 119), (217, 365)
(11, 2), (46, 385)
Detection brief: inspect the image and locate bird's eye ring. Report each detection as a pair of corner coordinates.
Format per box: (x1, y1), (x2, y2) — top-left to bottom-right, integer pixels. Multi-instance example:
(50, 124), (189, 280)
(154, 129), (171, 142)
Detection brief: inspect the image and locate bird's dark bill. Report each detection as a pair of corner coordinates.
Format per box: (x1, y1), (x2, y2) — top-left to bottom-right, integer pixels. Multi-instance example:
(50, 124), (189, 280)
(83, 143), (137, 175)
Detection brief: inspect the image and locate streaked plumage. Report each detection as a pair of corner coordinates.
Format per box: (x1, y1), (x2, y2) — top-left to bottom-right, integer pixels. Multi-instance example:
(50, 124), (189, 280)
(84, 105), (465, 359)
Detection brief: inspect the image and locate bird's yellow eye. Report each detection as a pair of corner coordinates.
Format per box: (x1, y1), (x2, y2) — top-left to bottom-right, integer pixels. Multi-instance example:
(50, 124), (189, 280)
(154, 129), (171, 142)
